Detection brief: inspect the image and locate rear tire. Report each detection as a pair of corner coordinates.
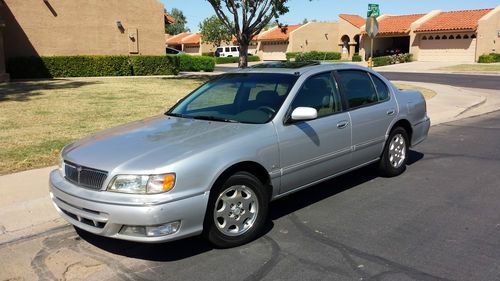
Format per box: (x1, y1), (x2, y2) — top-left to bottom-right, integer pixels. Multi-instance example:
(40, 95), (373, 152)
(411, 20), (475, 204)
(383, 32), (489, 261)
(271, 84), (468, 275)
(378, 127), (409, 177)
(204, 172), (269, 248)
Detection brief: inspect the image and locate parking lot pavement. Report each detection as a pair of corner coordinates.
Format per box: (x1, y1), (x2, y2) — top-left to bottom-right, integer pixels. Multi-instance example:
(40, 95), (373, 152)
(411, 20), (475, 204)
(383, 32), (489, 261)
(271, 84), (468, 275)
(1, 110), (500, 281)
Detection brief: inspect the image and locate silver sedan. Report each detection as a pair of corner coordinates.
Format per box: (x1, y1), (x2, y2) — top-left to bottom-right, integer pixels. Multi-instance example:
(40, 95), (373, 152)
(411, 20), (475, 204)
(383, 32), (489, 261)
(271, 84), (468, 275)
(49, 62), (430, 248)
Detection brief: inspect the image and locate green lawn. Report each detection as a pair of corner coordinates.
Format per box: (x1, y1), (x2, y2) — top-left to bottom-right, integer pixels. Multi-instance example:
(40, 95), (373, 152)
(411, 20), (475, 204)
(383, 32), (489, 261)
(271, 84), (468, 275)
(394, 83), (437, 100)
(0, 77), (435, 175)
(436, 63), (500, 72)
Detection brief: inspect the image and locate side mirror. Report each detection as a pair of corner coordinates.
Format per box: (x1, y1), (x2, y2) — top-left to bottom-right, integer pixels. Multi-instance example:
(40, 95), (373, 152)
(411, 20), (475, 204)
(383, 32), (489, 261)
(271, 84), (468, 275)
(291, 107), (318, 121)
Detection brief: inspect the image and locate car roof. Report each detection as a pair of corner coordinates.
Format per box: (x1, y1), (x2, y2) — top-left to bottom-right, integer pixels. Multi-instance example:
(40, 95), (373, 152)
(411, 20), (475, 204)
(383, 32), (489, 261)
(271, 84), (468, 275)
(230, 61), (369, 76)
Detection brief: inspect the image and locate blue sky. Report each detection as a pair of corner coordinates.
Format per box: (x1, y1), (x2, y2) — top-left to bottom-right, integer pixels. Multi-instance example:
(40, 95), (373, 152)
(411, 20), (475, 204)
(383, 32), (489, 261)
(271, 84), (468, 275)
(161, 0), (499, 32)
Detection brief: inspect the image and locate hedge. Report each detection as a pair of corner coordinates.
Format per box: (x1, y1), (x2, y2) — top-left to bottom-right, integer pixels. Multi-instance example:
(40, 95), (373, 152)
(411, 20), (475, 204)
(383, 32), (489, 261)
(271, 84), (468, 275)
(130, 56), (180, 76)
(286, 52), (301, 60)
(352, 53), (362, 62)
(202, 52), (215, 57)
(178, 55), (215, 72)
(215, 55), (261, 64)
(7, 56), (132, 79)
(478, 53), (500, 63)
(373, 53), (413, 67)
(295, 51), (342, 61)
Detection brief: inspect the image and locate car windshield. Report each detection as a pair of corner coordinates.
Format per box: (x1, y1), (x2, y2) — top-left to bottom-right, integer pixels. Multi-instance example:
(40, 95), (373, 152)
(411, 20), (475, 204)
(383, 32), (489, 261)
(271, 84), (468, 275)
(167, 73), (298, 124)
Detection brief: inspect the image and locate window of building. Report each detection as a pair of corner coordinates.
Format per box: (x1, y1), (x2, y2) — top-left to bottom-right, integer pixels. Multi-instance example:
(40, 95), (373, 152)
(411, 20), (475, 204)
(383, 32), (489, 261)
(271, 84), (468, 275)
(429, 36), (434, 40)
(337, 70), (378, 109)
(291, 72), (342, 117)
(449, 35), (454, 39)
(442, 35), (448, 39)
(456, 35), (462, 39)
(463, 35), (469, 39)
(435, 35), (441, 40)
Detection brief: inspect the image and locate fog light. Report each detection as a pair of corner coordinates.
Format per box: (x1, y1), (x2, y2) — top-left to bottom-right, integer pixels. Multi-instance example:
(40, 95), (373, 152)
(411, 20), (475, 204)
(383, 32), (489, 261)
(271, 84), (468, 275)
(120, 225), (146, 236)
(146, 221), (180, 237)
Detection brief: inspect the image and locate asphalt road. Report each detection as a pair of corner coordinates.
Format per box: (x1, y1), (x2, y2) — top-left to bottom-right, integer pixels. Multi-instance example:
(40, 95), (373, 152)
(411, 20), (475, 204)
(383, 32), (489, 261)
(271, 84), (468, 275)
(379, 72), (500, 90)
(2, 111), (500, 281)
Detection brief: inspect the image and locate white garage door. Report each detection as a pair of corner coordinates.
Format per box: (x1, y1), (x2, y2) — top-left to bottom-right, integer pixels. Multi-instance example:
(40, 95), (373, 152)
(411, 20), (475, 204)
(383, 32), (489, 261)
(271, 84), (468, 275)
(261, 42), (288, 61)
(419, 36), (476, 62)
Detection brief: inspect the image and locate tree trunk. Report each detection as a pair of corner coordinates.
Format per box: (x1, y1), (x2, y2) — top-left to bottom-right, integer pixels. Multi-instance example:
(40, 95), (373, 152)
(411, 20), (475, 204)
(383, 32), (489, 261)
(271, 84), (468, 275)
(238, 44), (249, 68)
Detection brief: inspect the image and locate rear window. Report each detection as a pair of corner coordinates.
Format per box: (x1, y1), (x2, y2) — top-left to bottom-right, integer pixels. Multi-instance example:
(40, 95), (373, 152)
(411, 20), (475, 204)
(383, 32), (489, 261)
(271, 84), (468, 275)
(370, 74), (390, 101)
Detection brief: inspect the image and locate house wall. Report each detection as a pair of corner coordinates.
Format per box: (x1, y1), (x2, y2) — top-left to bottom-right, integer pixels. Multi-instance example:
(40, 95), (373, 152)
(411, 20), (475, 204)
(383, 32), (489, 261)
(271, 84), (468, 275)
(288, 22), (339, 53)
(476, 6), (500, 58)
(1, 0), (165, 59)
(337, 18), (361, 58)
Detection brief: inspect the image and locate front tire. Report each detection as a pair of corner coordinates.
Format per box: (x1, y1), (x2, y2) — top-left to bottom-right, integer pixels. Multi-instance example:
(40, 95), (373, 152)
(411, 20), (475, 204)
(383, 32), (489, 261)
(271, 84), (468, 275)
(378, 127), (409, 177)
(204, 172), (269, 248)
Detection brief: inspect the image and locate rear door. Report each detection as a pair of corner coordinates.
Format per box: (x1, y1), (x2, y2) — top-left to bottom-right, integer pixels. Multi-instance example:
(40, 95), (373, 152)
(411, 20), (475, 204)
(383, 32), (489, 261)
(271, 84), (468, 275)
(276, 72), (352, 193)
(335, 70), (397, 166)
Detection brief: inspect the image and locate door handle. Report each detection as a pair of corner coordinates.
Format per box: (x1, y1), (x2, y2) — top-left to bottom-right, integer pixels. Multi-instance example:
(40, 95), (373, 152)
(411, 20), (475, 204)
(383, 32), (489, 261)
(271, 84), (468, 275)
(337, 120), (349, 129)
(386, 109), (396, 116)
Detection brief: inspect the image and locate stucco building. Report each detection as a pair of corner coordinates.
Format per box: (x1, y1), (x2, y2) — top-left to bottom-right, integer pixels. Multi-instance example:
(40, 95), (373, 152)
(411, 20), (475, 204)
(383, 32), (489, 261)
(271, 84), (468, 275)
(0, 0), (168, 81)
(360, 6), (500, 62)
(165, 32), (215, 55)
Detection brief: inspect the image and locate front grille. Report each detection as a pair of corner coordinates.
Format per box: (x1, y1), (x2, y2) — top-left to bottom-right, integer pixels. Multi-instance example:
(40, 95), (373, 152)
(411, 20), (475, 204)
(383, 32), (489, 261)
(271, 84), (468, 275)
(64, 161), (108, 190)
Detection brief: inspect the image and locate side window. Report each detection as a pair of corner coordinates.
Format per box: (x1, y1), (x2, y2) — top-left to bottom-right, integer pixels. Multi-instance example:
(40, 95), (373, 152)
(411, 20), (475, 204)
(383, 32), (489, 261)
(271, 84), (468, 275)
(370, 74), (390, 101)
(231, 47), (237, 52)
(291, 72), (342, 118)
(217, 48), (223, 52)
(225, 47), (230, 52)
(337, 70), (378, 109)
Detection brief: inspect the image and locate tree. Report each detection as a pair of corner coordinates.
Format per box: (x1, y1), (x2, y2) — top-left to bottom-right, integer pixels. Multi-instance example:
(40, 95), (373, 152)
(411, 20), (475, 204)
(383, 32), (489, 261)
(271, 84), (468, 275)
(207, 0), (290, 68)
(199, 16), (233, 47)
(165, 8), (190, 35)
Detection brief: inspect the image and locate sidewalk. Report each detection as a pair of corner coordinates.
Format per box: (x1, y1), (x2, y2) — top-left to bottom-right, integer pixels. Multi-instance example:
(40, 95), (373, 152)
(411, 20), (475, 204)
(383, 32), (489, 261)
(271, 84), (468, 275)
(0, 82), (498, 245)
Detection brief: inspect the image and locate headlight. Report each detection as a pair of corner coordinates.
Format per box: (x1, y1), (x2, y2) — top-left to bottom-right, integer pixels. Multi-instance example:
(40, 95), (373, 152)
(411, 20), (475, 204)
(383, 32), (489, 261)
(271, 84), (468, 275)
(107, 174), (176, 194)
(58, 155), (65, 176)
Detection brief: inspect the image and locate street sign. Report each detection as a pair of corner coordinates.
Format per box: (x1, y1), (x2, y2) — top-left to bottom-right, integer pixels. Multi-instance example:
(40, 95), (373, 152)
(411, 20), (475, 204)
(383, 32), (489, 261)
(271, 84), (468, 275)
(367, 4), (380, 18)
(366, 17), (379, 38)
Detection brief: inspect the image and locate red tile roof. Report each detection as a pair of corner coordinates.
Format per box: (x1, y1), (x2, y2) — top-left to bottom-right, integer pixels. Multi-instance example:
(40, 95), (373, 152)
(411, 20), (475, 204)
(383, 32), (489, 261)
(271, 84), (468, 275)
(377, 14), (426, 35)
(257, 24), (303, 41)
(166, 32), (192, 45)
(164, 13), (176, 24)
(415, 8), (493, 32)
(339, 14), (365, 28)
(182, 33), (202, 44)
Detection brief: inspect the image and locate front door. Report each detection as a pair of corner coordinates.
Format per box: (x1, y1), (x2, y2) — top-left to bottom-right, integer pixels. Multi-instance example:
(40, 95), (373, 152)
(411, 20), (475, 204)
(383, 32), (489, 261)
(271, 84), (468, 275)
(276, 72), (352, 194)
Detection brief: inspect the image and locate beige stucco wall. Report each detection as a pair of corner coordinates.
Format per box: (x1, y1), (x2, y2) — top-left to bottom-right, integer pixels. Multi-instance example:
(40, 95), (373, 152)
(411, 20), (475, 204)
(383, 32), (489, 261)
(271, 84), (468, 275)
(1, 0), (165, 59)
(337, 18), (362, 58)
(476, 6), (500, 58)
(288, 22), (339, 53)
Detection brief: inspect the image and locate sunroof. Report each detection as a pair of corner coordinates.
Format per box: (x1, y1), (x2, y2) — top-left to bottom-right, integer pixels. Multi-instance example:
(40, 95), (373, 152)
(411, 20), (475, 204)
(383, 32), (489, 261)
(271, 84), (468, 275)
(251, 61), (321, 69)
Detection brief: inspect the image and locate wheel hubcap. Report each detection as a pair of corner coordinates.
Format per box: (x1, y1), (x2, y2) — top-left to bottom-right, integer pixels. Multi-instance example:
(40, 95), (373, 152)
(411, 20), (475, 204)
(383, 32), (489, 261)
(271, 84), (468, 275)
(213, 185), (259, 236)
(388, 133), (406, 168)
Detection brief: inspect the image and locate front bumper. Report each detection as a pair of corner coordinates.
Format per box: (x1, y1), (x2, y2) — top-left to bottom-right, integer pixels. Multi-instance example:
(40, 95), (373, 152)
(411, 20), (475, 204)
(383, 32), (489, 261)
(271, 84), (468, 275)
(49, 170), (210, 243)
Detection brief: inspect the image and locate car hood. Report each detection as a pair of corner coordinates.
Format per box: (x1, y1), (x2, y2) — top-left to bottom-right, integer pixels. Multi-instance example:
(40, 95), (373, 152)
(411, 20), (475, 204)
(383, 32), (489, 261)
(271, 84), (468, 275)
(63, 115), (260, 173)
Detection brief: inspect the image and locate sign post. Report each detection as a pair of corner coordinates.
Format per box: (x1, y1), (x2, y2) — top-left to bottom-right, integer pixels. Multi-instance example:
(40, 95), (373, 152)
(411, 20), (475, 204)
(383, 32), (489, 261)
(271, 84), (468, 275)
(366, 4), (380, 68)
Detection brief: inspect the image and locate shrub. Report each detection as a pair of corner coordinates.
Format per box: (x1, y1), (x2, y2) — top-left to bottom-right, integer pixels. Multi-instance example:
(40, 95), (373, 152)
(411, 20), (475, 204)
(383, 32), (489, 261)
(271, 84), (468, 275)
(7, 56), (132, 79)
(373, 56), (392, 67)
(130, 56), (180, 75)
(215, 55), (261, 64)
(286, 52), (301, 60)
(478, 53), (500, 63)
(295, 51), (342, 61)
(372, 53), (413, 67)
(352, 53), (362, 62)
(178, 55), (215, 72)
(202, 52), (215, 57)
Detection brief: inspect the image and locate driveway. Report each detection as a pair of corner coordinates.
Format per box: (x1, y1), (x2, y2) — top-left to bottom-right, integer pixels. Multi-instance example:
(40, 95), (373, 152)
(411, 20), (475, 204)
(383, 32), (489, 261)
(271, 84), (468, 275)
(2, 111), (500, 281)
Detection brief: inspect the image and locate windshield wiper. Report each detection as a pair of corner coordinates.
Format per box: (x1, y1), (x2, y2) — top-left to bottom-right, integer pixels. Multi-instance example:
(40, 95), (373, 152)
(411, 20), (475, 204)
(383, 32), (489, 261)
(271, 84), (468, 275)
(192, 115), (239, 123)
(166, 112), (188, 118)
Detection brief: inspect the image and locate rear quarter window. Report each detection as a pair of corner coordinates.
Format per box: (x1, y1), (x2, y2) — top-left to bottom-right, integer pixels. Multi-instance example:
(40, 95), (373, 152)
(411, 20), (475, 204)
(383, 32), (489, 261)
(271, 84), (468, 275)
(370, 74), (390, 101)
